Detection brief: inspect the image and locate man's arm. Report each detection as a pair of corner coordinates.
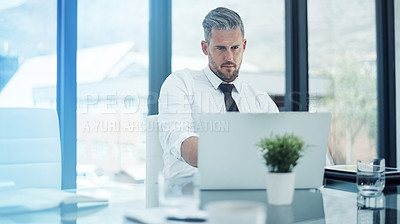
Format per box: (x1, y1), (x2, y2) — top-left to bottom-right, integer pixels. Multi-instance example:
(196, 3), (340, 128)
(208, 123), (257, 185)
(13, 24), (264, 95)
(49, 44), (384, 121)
(181, 136), (199, 167)
(158, 71), (198, 172)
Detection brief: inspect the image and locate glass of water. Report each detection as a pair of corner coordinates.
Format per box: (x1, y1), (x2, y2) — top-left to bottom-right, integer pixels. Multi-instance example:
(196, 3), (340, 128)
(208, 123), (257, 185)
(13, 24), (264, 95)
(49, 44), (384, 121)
(357, 158), (385, 196)
(158, 173), (200, 211)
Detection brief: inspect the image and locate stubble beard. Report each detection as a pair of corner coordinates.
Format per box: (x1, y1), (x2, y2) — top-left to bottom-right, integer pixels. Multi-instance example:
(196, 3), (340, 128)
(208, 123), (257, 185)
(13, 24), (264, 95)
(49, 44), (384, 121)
(210, 62), (240, 83)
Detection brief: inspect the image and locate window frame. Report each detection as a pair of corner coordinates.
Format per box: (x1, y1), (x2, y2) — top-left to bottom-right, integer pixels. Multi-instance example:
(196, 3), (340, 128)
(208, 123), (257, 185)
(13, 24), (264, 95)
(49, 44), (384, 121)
(376, 0), (396, 168)
(284, 0), (309, 112)
(57, 0), (77, 190)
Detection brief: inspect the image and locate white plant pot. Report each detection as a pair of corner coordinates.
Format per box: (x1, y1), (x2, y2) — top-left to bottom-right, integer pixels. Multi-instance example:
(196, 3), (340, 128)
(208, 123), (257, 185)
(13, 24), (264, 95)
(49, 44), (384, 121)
(265, 172), (295, 205)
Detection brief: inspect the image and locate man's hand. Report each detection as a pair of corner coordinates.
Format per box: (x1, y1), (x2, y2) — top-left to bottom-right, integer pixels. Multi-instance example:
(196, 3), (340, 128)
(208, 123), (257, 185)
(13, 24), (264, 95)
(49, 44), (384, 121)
(181, 136), (199, 167)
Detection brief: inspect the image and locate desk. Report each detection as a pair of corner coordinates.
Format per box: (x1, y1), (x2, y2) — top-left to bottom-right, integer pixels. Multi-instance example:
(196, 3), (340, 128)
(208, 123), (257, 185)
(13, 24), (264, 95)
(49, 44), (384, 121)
(0, 185), (145, 224)
(0, 184), (399, 223)
(201, 187), (398, 224)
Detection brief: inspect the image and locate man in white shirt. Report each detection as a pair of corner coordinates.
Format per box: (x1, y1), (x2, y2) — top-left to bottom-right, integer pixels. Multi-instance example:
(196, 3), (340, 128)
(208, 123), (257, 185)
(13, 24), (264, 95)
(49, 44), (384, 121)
(158, 7), (279, 179)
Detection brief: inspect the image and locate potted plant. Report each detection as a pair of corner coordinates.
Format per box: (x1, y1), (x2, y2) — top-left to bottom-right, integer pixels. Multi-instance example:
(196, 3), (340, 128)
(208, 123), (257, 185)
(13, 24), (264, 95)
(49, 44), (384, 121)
(256, 133), (306, 205)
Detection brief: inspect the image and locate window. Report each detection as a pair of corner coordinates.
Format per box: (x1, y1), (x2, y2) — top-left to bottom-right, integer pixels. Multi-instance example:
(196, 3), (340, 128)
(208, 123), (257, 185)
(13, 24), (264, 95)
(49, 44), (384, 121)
(0, 1), (57, 109)
(308, 0), (377, 165)
(172, 0), (285, 108)
(76, 0), (149, 188)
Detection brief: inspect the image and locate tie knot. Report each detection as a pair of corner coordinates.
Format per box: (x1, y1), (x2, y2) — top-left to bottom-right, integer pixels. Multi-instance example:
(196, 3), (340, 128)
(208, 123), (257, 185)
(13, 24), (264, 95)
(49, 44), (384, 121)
(219, 83), (235, 94)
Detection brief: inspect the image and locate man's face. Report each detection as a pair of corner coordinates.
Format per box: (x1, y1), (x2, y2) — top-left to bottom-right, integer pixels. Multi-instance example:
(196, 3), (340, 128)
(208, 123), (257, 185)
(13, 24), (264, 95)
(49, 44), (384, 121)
(201, 28), (247, 82)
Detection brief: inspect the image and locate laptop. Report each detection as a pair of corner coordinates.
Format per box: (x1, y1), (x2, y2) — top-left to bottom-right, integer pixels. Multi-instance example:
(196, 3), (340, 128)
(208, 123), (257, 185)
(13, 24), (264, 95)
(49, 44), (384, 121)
(197, 112), (331, 190)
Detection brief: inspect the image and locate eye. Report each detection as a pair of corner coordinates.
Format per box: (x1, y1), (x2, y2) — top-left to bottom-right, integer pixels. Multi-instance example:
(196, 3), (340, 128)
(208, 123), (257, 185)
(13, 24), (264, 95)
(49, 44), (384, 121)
(232, 45), (240, 50)
(216, 46), (225, 50)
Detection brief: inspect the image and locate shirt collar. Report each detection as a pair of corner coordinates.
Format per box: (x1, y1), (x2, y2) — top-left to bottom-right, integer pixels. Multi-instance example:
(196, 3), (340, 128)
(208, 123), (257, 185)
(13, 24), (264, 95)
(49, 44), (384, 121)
(203, 66), (242, 93)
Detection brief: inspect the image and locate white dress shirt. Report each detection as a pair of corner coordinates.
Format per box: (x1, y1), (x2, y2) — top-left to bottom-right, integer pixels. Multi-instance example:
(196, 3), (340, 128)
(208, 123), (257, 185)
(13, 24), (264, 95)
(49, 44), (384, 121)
(158, 66), (279, 179)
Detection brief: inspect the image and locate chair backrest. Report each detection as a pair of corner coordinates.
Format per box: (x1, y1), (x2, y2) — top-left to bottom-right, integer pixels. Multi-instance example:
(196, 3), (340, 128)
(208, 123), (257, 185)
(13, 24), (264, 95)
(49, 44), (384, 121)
(0, 107), (61, 189)
(145, 115), (164, 208)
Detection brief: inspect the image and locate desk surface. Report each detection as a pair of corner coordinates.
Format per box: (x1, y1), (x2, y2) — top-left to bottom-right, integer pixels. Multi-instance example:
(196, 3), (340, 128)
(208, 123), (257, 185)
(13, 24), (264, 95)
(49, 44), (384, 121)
(0, 183), (398, 224)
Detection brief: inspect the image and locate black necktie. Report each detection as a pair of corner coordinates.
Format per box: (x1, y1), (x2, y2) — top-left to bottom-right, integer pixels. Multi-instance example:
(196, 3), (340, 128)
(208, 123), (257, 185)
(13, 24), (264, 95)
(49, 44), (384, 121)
(219, 83), (239, 112)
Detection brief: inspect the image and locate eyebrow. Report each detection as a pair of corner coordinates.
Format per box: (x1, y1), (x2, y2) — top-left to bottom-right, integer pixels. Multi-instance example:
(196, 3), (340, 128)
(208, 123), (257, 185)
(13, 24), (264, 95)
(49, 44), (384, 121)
(215, 45), (241, 49)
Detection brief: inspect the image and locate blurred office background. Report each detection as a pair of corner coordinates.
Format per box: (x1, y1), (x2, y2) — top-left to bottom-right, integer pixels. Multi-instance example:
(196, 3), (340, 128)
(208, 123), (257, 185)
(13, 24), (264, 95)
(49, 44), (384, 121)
(0, 0), (399, 190)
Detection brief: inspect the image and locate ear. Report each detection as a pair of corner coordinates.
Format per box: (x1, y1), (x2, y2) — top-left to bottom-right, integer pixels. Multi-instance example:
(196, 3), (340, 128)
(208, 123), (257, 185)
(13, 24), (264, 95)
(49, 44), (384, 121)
(243, 39), (247, 51)
(201, 40), (209, 55)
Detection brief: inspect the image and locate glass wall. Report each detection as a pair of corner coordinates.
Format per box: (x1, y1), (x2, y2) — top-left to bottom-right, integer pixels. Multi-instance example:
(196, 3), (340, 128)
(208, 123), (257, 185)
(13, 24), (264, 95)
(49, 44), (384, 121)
(76, 0), (148, 188)
(308, 0), (377, 165)
(172, 0), (285, 108)
(1, 0), (397, 185)
(0, 0), (57, 108)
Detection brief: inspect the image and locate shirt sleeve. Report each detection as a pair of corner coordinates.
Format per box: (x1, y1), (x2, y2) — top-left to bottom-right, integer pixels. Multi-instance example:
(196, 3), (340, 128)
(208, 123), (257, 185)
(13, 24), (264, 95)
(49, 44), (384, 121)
(255, 91), (280, 113)
(158, 72), (198, 161)
(264, 92), (280, 113)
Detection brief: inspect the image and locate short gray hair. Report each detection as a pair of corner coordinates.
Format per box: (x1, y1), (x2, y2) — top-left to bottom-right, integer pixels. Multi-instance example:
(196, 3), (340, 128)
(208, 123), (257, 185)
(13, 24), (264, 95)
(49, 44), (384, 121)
(202, 7), (245, 43)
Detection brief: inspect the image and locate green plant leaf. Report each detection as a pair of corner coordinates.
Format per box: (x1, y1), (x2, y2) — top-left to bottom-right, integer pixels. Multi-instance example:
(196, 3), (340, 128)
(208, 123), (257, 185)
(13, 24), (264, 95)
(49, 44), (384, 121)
(256, 133), (307, 172)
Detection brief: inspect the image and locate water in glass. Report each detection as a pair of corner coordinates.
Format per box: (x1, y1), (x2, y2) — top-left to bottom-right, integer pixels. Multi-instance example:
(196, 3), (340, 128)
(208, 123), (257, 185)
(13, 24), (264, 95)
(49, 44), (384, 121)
(357, 159), (385, 196)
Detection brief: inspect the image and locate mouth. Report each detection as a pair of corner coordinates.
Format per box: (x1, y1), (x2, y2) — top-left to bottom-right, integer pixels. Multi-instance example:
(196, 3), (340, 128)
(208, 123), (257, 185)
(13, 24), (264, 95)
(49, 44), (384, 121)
(221, 63), (236, 69)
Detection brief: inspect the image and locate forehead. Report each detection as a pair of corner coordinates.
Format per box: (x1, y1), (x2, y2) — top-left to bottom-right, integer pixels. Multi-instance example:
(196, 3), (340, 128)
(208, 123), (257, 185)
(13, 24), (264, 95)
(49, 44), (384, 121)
(209, 28), (243, 45)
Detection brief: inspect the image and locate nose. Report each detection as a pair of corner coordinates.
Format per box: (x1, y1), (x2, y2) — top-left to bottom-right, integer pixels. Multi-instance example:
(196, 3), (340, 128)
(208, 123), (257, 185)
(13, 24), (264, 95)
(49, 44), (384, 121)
(224, 49), (234, 61)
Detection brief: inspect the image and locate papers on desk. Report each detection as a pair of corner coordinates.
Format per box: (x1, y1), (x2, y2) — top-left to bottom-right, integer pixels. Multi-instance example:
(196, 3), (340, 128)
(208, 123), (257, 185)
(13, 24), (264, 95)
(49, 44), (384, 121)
(0, 188), (108, 214)
(0, 181), (15, 188)
(125, 208), (208, 224)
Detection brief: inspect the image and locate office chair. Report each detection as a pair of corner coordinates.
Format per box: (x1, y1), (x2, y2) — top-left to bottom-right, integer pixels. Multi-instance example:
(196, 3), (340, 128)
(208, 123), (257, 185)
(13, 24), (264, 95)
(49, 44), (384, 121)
(0, 108), (61, 189)
(145, 115), (164, 208)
